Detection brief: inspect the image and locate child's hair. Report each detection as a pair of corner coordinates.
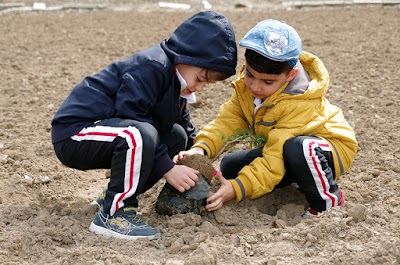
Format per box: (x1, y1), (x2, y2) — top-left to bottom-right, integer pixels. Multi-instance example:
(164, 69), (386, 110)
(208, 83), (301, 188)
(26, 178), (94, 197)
(245, 49), (293, 75)
(205, 70), (233, 82)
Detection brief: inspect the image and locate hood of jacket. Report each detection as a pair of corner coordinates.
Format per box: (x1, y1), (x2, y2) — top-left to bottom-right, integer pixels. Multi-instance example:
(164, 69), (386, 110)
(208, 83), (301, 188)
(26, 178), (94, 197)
(278, 51), (330, 101)
(161, 11), (237, 76)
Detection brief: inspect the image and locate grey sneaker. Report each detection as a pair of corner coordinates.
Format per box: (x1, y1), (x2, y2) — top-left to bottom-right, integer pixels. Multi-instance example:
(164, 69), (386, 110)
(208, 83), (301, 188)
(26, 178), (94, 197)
(89, 207), (160, 240)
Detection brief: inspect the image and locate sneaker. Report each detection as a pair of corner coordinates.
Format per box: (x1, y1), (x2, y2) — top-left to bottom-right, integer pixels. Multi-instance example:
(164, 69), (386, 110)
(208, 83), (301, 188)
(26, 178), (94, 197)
(89, 207), (160, 240)
(303, 208), (322, 217)
(90, 188), (107, 209)
(303, 190), (345, 217)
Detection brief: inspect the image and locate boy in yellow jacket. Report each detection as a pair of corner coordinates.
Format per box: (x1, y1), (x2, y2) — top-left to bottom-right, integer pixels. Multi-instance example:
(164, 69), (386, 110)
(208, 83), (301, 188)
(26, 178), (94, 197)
(175, 19), (357, 216)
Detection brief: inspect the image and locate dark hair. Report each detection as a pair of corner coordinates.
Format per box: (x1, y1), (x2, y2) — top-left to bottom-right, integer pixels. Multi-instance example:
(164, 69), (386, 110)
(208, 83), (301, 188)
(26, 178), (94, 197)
(205, 69), (233, 82)
(245, 49), (293, 75)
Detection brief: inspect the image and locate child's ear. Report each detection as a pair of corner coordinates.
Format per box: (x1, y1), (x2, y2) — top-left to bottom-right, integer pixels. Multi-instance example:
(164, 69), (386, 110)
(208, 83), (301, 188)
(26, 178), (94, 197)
(286, 67), (299, 82)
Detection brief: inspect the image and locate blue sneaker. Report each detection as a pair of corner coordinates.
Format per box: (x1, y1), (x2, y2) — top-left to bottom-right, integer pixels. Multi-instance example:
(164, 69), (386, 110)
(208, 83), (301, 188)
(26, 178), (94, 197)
(89, 207), (160, 240)
(91, 188), (107, 209)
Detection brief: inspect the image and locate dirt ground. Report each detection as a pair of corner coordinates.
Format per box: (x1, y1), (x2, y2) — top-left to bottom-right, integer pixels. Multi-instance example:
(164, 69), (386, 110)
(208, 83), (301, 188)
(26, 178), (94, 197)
(1, 3), (400, 265)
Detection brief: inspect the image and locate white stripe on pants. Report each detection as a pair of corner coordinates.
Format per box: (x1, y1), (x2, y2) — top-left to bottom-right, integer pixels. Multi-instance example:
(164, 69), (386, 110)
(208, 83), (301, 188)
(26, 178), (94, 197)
(302, 138), (340, 210)
(71, 125), (143, 215)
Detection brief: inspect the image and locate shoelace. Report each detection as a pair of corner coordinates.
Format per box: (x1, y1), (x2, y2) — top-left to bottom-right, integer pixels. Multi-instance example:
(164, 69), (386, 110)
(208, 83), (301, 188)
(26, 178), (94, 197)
(123, 211), (144, 224)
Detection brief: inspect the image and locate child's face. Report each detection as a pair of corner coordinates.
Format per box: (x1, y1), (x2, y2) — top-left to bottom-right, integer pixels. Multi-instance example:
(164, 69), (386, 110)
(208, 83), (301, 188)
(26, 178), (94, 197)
(176, 64), (209, 96)
(244, 63), (297, 100)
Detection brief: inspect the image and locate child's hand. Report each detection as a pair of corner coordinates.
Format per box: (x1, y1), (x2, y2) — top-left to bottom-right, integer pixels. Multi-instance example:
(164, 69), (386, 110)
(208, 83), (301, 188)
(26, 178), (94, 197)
(205, 172), (236, 212)
(173, 147), (205, 163)
(163, 165), (199, 193)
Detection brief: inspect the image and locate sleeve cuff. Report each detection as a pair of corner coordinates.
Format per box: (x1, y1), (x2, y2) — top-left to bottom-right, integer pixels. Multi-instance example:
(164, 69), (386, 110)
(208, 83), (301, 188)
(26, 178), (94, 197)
(153, 152), (175, 178)
(229, 175), (252, 202)
(192, 142), (212, 158)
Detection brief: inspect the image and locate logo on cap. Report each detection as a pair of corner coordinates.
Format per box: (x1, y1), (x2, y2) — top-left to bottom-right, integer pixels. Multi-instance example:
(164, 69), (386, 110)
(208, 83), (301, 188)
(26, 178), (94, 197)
(264, 32), (288, 56)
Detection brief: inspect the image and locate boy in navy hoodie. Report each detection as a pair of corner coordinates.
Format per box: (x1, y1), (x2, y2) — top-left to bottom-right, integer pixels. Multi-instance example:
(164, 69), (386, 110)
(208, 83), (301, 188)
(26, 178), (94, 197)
(51, 11), (237, 240)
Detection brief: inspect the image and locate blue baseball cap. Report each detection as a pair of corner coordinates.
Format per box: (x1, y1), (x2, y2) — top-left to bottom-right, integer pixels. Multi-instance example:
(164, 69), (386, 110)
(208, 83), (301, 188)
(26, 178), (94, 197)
(239, 19), (302, 68)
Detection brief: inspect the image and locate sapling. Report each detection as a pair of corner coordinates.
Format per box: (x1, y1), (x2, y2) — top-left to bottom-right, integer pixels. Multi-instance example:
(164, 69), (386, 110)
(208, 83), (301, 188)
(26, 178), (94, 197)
(212, 129), (267, 162)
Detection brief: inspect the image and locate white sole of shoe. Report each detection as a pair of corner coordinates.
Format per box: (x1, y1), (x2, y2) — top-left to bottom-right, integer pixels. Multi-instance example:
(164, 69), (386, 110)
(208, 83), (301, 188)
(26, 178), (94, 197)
(89, 222), (160, 240)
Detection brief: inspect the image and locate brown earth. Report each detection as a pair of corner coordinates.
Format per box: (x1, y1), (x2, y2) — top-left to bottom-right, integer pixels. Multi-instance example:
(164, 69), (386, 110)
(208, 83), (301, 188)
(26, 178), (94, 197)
(176, 155), (215, 182)
(0, 4), (400, 265)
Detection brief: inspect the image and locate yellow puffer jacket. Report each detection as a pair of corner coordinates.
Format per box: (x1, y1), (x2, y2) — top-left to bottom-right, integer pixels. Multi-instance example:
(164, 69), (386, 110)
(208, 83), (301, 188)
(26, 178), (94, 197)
(192, 51), (358, 202)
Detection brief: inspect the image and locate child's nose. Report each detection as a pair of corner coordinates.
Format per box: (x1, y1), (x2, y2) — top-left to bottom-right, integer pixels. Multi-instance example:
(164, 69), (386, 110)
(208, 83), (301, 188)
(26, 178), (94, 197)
(195, 83), (206, 91)
(251, 80), (262, 92)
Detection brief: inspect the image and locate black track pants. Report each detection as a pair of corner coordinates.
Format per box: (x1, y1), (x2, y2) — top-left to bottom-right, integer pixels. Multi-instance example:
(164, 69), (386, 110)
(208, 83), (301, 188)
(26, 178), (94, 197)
(219, 136), (342, 212)
(53, 118), (188, 215)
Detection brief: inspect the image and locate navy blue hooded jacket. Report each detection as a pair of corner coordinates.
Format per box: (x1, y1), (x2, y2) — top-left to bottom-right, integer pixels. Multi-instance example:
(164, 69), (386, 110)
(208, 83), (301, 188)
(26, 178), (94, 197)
(51, 11), (237, 177)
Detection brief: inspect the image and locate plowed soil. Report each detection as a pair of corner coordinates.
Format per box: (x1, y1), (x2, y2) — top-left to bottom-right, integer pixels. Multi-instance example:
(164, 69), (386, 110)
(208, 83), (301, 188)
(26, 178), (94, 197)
(1, 4), (399, 265)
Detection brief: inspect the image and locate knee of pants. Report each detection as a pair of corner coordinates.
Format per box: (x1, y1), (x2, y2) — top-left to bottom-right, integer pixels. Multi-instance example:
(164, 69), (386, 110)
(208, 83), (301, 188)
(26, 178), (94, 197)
(170, 123), (188, 148)
(160, 124), (188, 157)
(219, 156), (230, 175)
(220, 148), (263, 180)
(133, 122), (159, 152)
(219, 152), (242, 180)
(283, 136), (306, 167)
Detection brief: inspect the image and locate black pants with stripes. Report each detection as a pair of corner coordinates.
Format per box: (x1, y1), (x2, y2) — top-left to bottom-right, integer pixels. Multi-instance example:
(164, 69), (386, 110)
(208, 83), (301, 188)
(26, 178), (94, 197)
(219, 136), (341, 212)
(53, 118), (188, 215)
